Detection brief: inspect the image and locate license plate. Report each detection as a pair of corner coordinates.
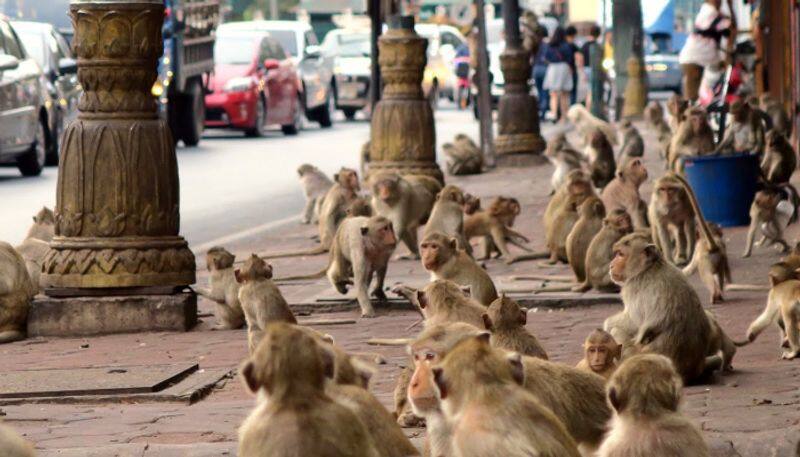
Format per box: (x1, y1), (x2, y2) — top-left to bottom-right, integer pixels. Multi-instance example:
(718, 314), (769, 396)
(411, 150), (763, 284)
(339, 84), (358, 99)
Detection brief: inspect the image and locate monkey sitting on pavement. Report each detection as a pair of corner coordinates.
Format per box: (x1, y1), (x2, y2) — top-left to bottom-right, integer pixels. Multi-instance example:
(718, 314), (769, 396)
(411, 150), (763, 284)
(423, 185), (471, 255)
(545, 172), (596, 264)
(15, 206), (55, 294)
(235, 255), (296, 353)
(443, 133), (483, 176)
(761, 130), (797, 185)
(297, 164), (334, 225)
(601, 157), (649, 229)
(464, 196), (532, 262)
(482, 294), (548, 359)
(715, 99), (766, 156)
(705, 310), (737, 372)
(576, 328), (621, 380)
(0, 242), (36, 344)
(196, 246), (245, 329)
(544, 133), (584, 194)
(668, 107), (715, 173)
(420, 232), (498, 306)
(583, 129), (616, 190)
(567, 104), (618, 146)
(617, 120), (644, 165)
(566, 197), (606, 284)
(645, 102), (673, 160)
(597, 354), (710, 457)
(573, 209), (634, 293)
(238, 322), (381, 457)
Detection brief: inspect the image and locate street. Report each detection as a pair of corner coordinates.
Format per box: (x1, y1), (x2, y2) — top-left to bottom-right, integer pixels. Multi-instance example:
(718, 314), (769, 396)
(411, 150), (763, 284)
(0, 107), (479, 248)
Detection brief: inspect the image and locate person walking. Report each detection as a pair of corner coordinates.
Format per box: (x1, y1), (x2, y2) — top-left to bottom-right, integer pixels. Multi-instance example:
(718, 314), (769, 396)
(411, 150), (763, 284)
(542, 26), (574, 123)
(678, 0), (734, 102)
(580, 24), (603, 110)
(565, 25), (581, 105)
(533, 28), (550, 121)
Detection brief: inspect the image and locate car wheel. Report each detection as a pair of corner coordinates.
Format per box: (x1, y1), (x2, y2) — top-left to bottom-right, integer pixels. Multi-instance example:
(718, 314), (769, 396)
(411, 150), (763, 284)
(18, 118), (46, 177)
(45, 113), (61, 166)
(179, 79), (205, 146)
(245, 98), (267, 138)
(315, 89), (334, 128)
(281, 94), (302, 135)
(343, 108), (357, 121)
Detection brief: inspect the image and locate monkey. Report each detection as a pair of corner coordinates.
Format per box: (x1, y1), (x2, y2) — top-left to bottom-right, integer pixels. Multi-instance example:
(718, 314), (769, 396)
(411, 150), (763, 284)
(277, 216), (397, 318)
(235, 255), (296, 353)
(761, 130), (797, 185)
(0, 242), (35, 344)
(583, 129), (616, 190)
(604, 233), (721, 383)
(617, 120), (644, 165)
(668, 107), (716, 172)
(481, 294), (548, 359)
(345, 196), (373, 218)
(683, 222), (731, 303)
(297, 163), (334, 224)
(414, 279), (488, 328)
(195, 246), (245, 329)
(546, 174), (596, 264)
(422, 185), (470, 255)
(714, 99), (766, 156)
(544, 133), (584, 194)
(238, 323), (381, 457)
(370, 172), (442, 259)
(0, 424), (35, 457)
(462, 193), (480, 215)
(360, 140), (371, 179)
(544, 170), (591, 230)
(567, 104), (618, 146)
(705, 310), (737, 372)
(644, 100), (665, 130)
(736, 272), (800, 359)
(464, 196), (532, 261)
(420, 232), (498, 306)
(15, 207), (55, 294)
(431, 334), (583, 457)
(597, 354), (710, 457)
(742, 186), (800, 257)
(24, 207), (55, 241)
(647, 108), (673, 161)
(566, 197), (606, 282)
(601, 157), (649, 229)
(444, 134), (483, 175)
(573, 209), (634, 293)
(760, 93), (792, 137)
(666, 93), (689, 133)
(576, 328), (621, 380)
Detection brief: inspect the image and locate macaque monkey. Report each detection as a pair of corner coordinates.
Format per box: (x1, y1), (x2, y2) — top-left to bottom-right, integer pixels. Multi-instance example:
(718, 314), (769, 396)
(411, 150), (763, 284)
(683, 223), (731, 303)
(431, 335), (583, 457)
(567, 104), (618, 146)
(566, 197), (606, 283)
(346, 196), (373, 218)
(715, 99), (766, 156)
(601, 157), (649, 229)
(666, 93), (689, 133)
(742, 186), (798, 257)
(464, 196), (532, 261)
(604, 234), (720, 383)
(645, 102), (673, 160)
(546, 174), (596, 264)
(644, 101), (665, 129)
(0, 242), (36, 344)
(370, 172), (442, 259)
(423, 185), (470, 255)
(15, 207), (55, 293)
(278, 216), (397, 318)
(597, 354), (710, 457)
(360, 141), (371, 179)
(761, 130), (797, 185)
(482, 295), (548, 359)
(235, 255), (296, 352)
(238, 323), (380, 457)
(544, 133), (583, 193)
(617, 120), (644, 164)
(576, 329), (621, 380)
(444, 133), (483, 175)
(297, 164), (333, 224)
(0, 424), (35, 457)
(462, 193), (480, 215)
(420, 232), (498, 305)
(737, 272), (800, 359)
(573, 209), (633, 293)
(413, 279), (488, 328)
(705, 310), (737, 372)
(668, 107), (715, 172)
(584, 129), (616, 190)
(760, 93), (792, 137)
(196, 246), (245, 329)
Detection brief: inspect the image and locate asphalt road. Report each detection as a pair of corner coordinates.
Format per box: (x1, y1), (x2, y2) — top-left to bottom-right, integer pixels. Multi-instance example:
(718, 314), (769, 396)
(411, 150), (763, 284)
(0, 106), (480, 249)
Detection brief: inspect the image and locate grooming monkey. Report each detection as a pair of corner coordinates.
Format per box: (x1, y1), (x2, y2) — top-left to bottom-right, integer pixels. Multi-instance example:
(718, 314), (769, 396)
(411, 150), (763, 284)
(238, 323), (380, 457)
(482, 295), (548, 359)
(737, 271), (800, 359)
(544, 133), (584, 193)
(432, 335), (583, 457)
(576, 329), (621, 380)
(604, 234), (721, 383)
(443, 133), (483, 175)
(464, 196), (532, 261)
(346, 196), (373, 217)
(0, 242), (36, 344)
(278, 216), (397, 318)
(668, 107), (715, 172)
(683, 222), (731, 303)
(574, 209), (634, 293)
(235, 255), (296, 353)
(420, 232), (498, 305)
(423, 185), (470, 255)
(601, 157), (649, 229)
(584, 129), (616, 190)
(412, 279), (488, 328)
(196, 246), (245, 329)
(761, 130), (797, 185)
(567, 104), (618, 146)
(462, 193), (481, 215)
(597, 354), (710, 457)
(617, 120), (644, 165)
(566, 197), (606, 283)
(742, 185), (799, 257)
(370, 172), (442, 259)
(15, 206), (55, 293)
(714, 99), (766, 156)
(297, 164), (334, 224)
(0, 423), (35, 457)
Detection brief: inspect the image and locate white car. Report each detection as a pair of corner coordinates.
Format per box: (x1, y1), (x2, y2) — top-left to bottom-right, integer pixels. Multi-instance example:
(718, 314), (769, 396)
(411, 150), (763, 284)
(414, 23), (466, 102)
(321, 28), (371, 120)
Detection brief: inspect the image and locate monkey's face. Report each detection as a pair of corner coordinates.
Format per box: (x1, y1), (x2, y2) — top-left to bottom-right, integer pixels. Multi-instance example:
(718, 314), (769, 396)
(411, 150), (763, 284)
(626, 159), (648, 185)
(656, 182), (682, 208)
(407, 348), (441, 414)
(585, 343), (612, 372)
(34, 207), (55, 225)
(338, 169), (360, 191)
(463, 194), (480, 215)
(730, 100), (749, 122)
(689, 111), (709, 134)
(610, 238), (657, 285)
(605, 210), (633, 233)
(373, 179), (399, 203)
(420, 237), (454, 271)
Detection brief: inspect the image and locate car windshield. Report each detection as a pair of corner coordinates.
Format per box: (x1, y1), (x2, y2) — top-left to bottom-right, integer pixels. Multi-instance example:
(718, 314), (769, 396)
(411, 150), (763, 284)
(14, 29), (46, 68)
(337, 34), (369, 57)
(646, 33), (675, 55)
(264, 29), (298, 56)
(214, 36), (254, 65)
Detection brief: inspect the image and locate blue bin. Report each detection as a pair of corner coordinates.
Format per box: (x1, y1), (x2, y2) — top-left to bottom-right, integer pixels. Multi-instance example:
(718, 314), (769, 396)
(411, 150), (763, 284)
(683, 154), (759, 227)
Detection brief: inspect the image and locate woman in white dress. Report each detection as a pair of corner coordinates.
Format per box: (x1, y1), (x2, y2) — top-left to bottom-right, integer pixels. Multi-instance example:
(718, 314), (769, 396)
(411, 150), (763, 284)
(542, 26), (574, 123)
(678, 0), (734, 102)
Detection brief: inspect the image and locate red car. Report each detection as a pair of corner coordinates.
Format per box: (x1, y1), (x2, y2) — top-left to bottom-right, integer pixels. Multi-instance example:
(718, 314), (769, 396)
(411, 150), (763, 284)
(205, 30), (302, 136)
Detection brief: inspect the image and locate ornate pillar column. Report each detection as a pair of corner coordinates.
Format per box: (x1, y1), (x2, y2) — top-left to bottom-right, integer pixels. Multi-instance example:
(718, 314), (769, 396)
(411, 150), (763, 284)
(495, 1), (545, 158)
(31, 0), (196, 336)
(368, 15), (443, 184)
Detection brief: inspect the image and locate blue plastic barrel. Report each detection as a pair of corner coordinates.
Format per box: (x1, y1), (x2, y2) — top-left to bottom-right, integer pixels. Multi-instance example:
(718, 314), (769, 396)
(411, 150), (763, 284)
(683, 154), (759, 227)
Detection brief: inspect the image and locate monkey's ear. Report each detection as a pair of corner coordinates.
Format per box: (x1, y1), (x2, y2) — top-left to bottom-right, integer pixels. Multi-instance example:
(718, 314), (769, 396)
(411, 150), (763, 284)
(263, 263), (273, 280)
(475, 332), (491, 345)
(234, 269), (243, 284)
(608, 386), (622, 412)
(459, 285), (471, 297)
(319, 346), (336, 380)
(240, 360), (259, 394)
(518, 309), (527, 325)
(507, 353), (525, 385)
(449, 238), (458, 250)
(431, 367), (447, 400)
(482, 313), (493, 331)
(360, 226), (369, 236)
(416, 290), (428, 309)
(644, 244), (659, 260)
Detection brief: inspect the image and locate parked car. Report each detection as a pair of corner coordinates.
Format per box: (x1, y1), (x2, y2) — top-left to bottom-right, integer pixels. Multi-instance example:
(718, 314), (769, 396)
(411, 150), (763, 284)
(218, 21), (335, 128)
(11, 20), (79, 165)
(321, 28), (370, 120)
(415, 23), (466, 104)
(0, 16), (49, 176)
(205, 29), (302, 136)
(645, 32), (681, 93)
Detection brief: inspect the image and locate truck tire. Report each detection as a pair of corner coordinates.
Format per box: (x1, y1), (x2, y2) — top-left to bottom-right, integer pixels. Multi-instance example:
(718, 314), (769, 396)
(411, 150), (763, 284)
(18, 118), (46, 177)
(179, 79), (205, 147)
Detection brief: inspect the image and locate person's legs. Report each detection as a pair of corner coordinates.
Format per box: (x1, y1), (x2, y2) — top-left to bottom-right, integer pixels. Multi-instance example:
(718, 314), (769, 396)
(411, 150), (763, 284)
(550, 90), (559, 121)
(681, 63), (703, 102)
(558, 91), (570, 123)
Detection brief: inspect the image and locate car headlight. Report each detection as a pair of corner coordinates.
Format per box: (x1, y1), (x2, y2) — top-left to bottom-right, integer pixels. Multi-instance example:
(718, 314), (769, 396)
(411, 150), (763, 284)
(151, 80), (164, 97)
(224, 77), (254, 93)
(646, 63), (668, 72)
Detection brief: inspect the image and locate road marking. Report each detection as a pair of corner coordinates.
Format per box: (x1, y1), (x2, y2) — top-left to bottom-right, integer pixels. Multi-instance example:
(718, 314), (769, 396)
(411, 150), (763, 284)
(192, 214), (300, 254)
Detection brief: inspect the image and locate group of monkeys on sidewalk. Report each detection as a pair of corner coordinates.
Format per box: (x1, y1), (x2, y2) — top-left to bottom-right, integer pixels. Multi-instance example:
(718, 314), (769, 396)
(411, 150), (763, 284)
(0, 94), (799, 455)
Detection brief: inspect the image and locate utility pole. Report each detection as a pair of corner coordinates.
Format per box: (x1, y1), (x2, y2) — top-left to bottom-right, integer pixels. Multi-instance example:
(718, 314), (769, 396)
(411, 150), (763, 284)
(474, 0), (495, 167)
(612, 0), (645, 119)
(269, 0), (278, 19)
(369, 0), (384, 110)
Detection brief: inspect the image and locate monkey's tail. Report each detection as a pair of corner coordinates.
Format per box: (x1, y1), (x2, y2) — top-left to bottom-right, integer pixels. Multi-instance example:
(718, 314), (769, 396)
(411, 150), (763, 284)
(511, 274), (574, 282)
(666, 172), (719, 253)
(506, 251), (550, 264)
(0, 330), (25, 344)
(257, 245), (328, 260)
(367, 338), (412, 346)
(273, 267), (328, 282)
(779, 183), (800, 224)
(725, 283), (770, 291)
(733, 338), (752, 347)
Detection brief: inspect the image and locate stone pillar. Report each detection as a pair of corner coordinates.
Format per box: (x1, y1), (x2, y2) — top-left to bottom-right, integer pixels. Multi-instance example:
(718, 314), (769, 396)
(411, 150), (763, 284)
(32, 0), (196, 335)
(368, 15), (443, 184)
(495, 0), (545, 159)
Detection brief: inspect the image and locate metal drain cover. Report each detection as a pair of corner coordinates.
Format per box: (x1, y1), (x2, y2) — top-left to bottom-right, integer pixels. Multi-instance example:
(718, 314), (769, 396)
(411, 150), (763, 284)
(0, 364), (198, 399)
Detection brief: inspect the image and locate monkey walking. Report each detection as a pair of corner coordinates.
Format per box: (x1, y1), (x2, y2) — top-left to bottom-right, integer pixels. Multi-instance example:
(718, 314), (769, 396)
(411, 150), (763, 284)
(742, 184), (800, 258)
(735, 270), (800, 360)
(464, 197), (533, 262)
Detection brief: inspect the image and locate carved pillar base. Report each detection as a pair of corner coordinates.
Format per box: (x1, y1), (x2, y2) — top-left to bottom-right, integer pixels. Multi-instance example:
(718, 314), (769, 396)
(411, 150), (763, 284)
(496, 47), (545, 157)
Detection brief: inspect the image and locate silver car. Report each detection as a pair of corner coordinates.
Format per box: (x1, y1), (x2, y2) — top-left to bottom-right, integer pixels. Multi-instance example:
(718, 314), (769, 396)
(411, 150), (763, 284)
(322, 28), (370, 120)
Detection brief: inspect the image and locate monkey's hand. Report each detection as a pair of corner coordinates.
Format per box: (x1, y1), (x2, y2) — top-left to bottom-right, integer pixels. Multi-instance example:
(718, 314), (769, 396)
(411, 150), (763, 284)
(781, 350), (799, 360)
(391, 284), (417, 301)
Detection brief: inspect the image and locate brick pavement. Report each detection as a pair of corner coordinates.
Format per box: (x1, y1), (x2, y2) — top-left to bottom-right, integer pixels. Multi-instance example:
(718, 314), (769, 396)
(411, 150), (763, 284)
(1, 120), (799, 456)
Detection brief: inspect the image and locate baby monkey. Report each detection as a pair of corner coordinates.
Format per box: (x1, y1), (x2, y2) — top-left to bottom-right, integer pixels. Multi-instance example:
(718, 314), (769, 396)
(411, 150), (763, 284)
(575, 329), (621, 380)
